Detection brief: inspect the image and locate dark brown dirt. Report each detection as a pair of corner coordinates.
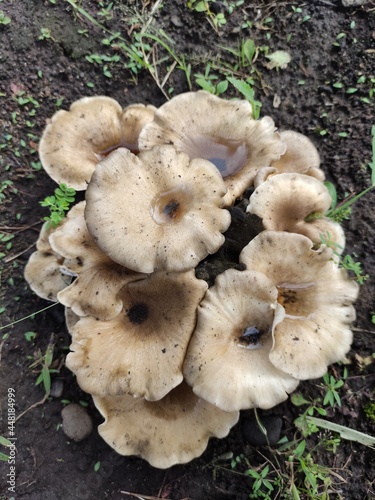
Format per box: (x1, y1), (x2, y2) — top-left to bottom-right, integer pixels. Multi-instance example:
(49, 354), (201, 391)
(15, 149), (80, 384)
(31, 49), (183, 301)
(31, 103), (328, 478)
(1, 1), (374, 499)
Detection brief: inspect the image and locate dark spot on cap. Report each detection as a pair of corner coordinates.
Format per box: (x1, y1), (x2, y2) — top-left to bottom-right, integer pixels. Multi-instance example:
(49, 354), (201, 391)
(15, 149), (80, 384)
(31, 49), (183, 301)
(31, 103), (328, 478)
(127, 302), (149, 325)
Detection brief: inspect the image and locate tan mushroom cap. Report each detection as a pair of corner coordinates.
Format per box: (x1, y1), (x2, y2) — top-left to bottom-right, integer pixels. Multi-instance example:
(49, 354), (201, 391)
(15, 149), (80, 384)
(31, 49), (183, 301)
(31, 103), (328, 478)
(254, 130), (324, 186)
(85, 145), (231, 273)
(183, 268), (299, 411)
(240, 231), (359, 380)
(93, 382), (239, 469)
(138, 91), (286, 205)
(275, 130), (322, 173)
(24, 222), (69, 301)
(49, 201), (144, 320)
(39, 96), (156, 190)
(67, 270), (208, 401)
(247, 173), (346, 253)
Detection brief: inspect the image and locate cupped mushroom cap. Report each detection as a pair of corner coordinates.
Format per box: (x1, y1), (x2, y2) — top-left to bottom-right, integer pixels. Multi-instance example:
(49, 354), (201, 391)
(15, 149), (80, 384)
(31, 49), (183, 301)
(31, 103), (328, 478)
(119, 103), (157, 153)
(49, 201), (144, 320)
(24, 222), (69, 301)
(93, 382), (239, 469)
(67, 270), (208, 401)
(138, 91), (286, 205)
(85, 145), (231, 273)
(39, 97), (156, 190)
(183, 268), (299, 412)
(254, 130), (324, 185)
(247, 173), (345, 252)
(239, 231), (359, 379)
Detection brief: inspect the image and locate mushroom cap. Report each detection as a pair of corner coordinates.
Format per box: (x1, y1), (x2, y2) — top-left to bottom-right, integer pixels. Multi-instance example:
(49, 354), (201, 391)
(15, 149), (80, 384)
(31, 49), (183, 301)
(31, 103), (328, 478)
(49, 201), (145, 320)
(119, 103), (157, 153)
(266, 130), (324, 181)
(85, 145), (231, 273)
(24, 250), (69, 301)
(247, 173), (346, 252)
(183, 268), (299, 411)
(138, 91), (286, 205)
(239, 231), (359, 379)
(67, 270), (208, 401)
(39, 97), (156, 190)
(93, 382), (239, 469)
(24, 222), (69, 301)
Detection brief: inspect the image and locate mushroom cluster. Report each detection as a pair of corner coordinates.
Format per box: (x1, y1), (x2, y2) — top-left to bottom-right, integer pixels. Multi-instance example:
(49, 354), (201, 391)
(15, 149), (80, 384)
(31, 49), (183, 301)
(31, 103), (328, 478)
(25, 91), (359, 468)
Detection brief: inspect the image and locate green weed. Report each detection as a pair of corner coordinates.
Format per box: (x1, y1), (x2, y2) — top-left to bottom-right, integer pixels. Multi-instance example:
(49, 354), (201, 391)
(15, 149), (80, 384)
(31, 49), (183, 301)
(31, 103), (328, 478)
(40, 183), (76, 229)
(0, 10), (11, 25)
(321, 369), (347, 407)
(0, 436), (11, 462)
(28, 334), (59, 396)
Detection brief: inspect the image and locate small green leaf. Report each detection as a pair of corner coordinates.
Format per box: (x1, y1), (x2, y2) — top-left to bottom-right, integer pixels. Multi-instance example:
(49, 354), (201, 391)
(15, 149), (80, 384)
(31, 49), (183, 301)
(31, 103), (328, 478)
(243, 39), (256, 64)
(291, 393), (310, 406)
(216, 80), (228, 95)
(0, 436), (12, 447)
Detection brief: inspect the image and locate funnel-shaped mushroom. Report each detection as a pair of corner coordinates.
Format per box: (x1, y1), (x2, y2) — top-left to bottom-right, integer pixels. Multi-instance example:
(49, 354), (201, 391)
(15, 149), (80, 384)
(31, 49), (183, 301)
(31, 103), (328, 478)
(24, 222), (70, 301)
(85, 145), (231, 273)
(138, 91), (286, 205)
(49, 202), (145, 320)
(240, 231), (359, 380)
(254, 130), (324, 186)
(67, 270), (208, 401)
(247, 173), (345, 253)
(39, 97), (156, 190)
(93, 382), (239, 469)
(183, 268), (299, 411)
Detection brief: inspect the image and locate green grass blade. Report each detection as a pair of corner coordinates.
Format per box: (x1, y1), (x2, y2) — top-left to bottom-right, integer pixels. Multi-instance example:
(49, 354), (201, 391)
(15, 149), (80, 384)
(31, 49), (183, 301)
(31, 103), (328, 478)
(306, 416), (375, 448)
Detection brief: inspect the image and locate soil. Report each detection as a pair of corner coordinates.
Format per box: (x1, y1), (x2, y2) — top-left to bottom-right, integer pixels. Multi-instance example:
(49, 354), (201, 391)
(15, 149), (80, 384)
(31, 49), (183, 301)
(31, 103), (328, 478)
(1, 1), (375, 499)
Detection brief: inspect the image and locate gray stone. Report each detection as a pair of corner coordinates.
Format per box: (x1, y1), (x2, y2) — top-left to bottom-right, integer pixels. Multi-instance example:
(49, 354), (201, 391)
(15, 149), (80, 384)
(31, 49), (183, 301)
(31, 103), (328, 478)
(342, 0), (368, 6)
(61, 403), (93, 442)
(50, 379), (64, 398)
(242, 415), (283, 446)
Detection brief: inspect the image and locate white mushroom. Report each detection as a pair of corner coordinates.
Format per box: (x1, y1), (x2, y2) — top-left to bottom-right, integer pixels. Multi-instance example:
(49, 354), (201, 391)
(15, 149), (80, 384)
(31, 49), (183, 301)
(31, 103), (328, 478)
(247, 173), (345, 255)
(85, 145), (231, 273)
(49, 202), (145, 320)
(183, 268), (299, 411)
(240, 231), (359, 379)
(93, 382), (239, 469)
(67, 270), (208, 401)
(138, 91), (286, 205)
(39, 96), (156, 190)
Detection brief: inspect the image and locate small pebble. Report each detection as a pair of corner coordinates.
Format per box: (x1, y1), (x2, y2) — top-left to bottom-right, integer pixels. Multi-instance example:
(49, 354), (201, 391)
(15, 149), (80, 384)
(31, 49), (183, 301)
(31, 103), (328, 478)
(50, 379), (64, 398)
(342, 0), (368, 6)
(171, 15), (183, 28)
(61, 403), (93, 442)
